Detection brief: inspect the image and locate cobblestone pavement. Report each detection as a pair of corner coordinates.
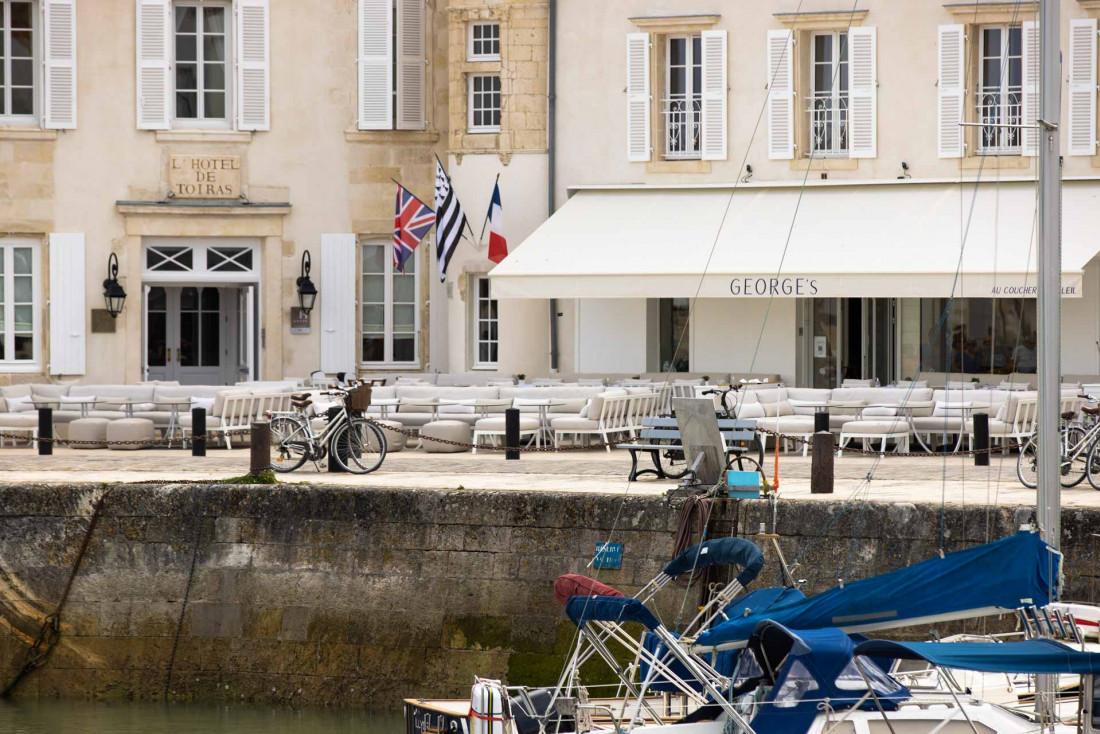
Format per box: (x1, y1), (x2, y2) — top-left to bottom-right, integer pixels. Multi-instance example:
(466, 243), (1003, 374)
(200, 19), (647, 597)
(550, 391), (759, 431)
(1, 446), (1096, 507)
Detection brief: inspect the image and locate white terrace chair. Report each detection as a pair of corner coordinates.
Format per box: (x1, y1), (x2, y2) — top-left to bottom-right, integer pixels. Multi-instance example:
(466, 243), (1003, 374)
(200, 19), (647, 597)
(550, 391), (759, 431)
(999, 381), (1032, 391)
(966, 396), (1038, 451)
(552, 392), (657, 451)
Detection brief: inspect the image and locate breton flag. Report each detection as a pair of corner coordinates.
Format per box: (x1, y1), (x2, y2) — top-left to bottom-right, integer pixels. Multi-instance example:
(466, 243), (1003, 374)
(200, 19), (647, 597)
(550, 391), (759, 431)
(486, 180), (507, 264)
(433, 157), (469, 282)
(393, 184), (434, 273)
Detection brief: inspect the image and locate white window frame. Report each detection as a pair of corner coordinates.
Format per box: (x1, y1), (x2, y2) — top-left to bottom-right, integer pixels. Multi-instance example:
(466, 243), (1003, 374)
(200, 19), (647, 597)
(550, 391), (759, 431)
(171, 0), (233, 129)
(0, 239), (41, 371)
(472, 275), (498, 369)
(977, 24), (1023, 155)
(0, 0), (39, 126)
(361, 240), (420, 368)
(809, 30), (849, 157)
(663, 34), (702, 160)
(467, 73), (501, 133)
(467, 21), (500, 61)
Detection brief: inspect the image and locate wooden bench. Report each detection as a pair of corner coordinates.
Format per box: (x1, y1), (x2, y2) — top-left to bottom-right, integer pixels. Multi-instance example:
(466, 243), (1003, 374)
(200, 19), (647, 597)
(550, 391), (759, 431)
(617, 417), (760, 482)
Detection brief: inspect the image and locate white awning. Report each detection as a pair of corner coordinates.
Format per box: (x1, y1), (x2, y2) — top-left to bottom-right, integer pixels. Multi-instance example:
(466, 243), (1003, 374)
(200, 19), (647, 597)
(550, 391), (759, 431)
(490, 180), (1099, 299)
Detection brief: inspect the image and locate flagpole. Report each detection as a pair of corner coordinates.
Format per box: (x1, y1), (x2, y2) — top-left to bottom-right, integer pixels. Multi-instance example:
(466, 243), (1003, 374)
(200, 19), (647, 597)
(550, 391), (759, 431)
(478, 173), (501, 243)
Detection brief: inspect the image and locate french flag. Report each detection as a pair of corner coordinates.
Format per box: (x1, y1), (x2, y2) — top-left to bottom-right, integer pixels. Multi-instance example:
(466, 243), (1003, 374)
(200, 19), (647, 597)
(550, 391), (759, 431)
(486, 181), (507, 264)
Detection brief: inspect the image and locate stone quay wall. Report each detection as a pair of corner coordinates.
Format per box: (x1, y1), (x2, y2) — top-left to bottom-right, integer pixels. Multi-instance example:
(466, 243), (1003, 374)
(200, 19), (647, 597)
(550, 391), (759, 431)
(1, 483), (1097, 708)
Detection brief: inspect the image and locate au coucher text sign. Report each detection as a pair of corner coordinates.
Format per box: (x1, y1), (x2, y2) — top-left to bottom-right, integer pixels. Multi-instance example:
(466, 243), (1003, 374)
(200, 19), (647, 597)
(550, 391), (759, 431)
(168, 155), (241, 199)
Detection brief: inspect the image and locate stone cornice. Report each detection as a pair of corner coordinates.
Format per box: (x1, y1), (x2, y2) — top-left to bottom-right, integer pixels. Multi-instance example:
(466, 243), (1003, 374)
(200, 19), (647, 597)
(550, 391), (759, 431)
(774, 9), (869, 28)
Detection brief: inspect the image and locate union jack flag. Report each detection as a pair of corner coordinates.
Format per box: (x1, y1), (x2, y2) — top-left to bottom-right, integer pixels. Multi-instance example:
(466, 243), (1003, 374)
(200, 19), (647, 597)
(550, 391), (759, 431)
(394, 184), (434, 273)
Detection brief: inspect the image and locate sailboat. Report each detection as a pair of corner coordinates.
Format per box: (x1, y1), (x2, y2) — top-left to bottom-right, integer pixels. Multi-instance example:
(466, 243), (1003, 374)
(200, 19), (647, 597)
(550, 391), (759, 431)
(403, 0), (1097, 731)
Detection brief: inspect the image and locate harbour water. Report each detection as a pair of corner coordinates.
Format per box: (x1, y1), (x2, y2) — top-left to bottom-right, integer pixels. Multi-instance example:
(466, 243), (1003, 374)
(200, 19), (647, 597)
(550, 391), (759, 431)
(0, 700), (405, 733)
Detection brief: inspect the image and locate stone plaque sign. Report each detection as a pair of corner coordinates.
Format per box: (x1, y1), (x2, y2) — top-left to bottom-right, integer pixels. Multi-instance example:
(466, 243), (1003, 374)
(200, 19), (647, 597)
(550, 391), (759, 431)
(289, 307), (311, 334)
(168, 155), (241, 199)
(91, 309), (116, 333)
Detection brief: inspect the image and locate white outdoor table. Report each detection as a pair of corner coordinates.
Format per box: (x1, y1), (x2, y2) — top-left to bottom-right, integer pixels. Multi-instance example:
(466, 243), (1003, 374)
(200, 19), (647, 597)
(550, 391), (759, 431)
(440, 398), (513, 419)
(512, 399), (566, 445)
(865, 401), (971, 453)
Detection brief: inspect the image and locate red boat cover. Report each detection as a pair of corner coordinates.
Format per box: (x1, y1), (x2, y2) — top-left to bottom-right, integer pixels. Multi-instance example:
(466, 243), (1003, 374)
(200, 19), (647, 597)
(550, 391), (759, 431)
(553, 574), (625, 606)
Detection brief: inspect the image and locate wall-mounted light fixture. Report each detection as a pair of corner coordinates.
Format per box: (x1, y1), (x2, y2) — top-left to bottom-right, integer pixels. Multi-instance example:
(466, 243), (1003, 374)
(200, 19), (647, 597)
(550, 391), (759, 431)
(296, 250), (318, 314)
(102, 253), (127, 318)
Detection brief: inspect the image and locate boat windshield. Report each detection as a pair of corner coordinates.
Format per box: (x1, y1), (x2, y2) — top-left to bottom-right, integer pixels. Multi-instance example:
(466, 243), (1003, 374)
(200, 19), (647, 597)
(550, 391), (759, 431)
(732, 649), (764, 687)
(773, 661), (819, 708)
(834, 656), (904, 694)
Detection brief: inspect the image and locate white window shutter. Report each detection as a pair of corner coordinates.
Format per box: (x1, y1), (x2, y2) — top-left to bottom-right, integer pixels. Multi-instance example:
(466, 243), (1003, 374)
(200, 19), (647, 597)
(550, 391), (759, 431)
(626, 32), (650, 162)
(1022, 20), (1040, 156)
(937, 24), (965, 158)
(236, 0), (270, 131)
(49, 234), (85, 376)
(1068, 18), (1097, 157)
(358, 0), (393, 130)
(847, 26), (876, 159)
(766, 29), (794, 160)
(136, 0), (170, 130)
(396, 0), (425, 130)
(43, 0), (76, 130)
(700, 30), (727, 161)
(320, 234), (357, 375)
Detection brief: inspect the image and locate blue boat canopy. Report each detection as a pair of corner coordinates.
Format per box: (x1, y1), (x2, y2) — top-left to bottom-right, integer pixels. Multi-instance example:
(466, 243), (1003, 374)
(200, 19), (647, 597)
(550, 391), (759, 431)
(694, 531), (1057, 650)
(565, 595), (661, 630)
(663, 538), (765, 586)
(853, 638), (1100, 675)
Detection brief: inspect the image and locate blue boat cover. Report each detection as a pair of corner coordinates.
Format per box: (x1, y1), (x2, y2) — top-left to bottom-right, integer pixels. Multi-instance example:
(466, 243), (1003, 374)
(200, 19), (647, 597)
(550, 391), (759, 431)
(663, 538), (765, 586)
(565, 595), (660, 630)
(694, 531), (1057, 650)
(747, 622), (908, 734)
(853, 638), (1100, 674)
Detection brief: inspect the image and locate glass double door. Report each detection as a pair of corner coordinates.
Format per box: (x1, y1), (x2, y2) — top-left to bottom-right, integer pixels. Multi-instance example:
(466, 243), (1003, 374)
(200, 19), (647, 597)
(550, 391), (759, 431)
(810, 298), (896, 388)
(146, 286), (235, 385)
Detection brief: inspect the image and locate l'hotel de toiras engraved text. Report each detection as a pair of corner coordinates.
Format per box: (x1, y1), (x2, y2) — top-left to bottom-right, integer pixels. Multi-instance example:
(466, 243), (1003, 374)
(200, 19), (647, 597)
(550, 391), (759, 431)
(168, 155), (242, 199)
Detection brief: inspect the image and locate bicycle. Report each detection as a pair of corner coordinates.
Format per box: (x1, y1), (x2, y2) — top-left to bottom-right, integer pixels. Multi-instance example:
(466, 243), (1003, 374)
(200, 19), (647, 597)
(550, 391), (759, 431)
(1017, 395), (1100, 489)
(267, 385), (387, 474)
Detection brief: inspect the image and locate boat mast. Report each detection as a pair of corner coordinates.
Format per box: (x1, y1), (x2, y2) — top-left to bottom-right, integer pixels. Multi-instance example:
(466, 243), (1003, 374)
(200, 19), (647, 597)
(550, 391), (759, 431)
(1036, 0), (1062, 553)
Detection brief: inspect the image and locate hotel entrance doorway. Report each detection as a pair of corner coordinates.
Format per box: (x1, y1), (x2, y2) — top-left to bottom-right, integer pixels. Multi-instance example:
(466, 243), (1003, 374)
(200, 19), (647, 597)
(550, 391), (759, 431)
(809, 298), (896, 388)
(145, 285), (255, 385)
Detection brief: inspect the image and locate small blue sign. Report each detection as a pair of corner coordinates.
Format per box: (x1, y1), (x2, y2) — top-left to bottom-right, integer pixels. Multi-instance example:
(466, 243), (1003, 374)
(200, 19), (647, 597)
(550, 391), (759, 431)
(593, 542), (623, 569)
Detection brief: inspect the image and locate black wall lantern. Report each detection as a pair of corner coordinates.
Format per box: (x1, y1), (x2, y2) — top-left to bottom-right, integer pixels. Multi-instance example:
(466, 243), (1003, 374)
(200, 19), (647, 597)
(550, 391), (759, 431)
(103, 253), (127, 318)
(296, 250), (318, 314)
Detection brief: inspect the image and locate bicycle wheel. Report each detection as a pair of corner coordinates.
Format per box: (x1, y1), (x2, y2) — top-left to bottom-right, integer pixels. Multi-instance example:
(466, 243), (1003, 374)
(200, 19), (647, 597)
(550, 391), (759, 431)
(1060, 425), (1088, 488)
(1086, 437), (1100, 490)
(1017, 434), (1038, 488)
(269, 416), (310, 473)
(330, 417), (387, 474)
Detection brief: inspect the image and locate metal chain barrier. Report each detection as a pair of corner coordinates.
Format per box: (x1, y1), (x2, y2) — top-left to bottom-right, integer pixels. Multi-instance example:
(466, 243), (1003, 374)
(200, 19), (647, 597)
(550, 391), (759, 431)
(0, 422), (1022, 457)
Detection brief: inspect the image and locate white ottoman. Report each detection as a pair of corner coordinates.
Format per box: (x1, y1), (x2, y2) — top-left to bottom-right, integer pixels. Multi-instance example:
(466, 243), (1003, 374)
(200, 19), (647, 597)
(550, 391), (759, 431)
(69, 418), (110, 450)
(373, 419), (407, 452)
(419, 420), (472, 454)
(106, 418), (156, 451)
(472, 416), (540, 454)
(838, 419), (910, 457)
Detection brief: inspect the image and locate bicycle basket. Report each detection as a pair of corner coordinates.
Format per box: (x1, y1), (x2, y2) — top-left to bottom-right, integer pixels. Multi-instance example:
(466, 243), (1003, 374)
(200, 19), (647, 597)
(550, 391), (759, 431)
(346, 385), (372, 412)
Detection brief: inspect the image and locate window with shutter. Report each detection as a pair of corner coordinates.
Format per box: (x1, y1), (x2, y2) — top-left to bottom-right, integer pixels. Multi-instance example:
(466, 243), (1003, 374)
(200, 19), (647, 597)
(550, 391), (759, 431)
(662, 34), (700, 159)
(699, 30), (726, 161)
(847, 27), (875, 159)
(1068, 18), (1097, 157)
(48, 233), (84, 375)
(137, 0), (171, 130)
(43, 0), (76, 129)
(172, 1), (231, 128)
(937, 24), (965, 159)
(977, 25), (1023, 155)
(1020, 20), (1039, 156)
(358, 0), (392, 130)
(809, 31), (849, 157)
(0, 239), (41, 369)
(320, 234), (358, 375)
(361, 239), (419, 366)
(626, 32), (650, 162)
(396, 0), (425, 130)
(0, 0), (39, 125)
(237, 0), (269, 131)
(766, 29), (794, 160)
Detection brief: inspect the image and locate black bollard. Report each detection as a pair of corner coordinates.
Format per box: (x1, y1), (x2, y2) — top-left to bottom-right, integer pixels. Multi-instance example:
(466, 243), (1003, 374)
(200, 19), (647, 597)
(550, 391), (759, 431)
(814, 409), (830, 434)
(191, 407), (207, 457)
(250, 421), (271, 477)
(505, 407), (520, 461)
(811, 432), (834, 493)
(973, 412), (990, 467)
(37, 407), (53, 455)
